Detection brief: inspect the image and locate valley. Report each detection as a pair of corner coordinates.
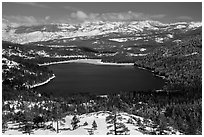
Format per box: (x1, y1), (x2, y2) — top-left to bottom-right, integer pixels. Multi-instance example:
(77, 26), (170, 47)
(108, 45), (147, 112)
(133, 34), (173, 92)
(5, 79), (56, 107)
(2, 19), (202, 135)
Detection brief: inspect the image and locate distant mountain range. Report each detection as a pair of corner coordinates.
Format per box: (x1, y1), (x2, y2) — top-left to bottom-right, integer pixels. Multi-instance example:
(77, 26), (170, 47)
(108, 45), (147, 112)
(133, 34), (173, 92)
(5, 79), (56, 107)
(2, 19), (202, 44)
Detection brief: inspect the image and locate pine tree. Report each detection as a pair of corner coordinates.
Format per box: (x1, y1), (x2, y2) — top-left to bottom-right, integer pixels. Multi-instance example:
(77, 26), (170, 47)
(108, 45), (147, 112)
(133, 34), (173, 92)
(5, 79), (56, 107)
(23, 122), (33, 135)
(22, 103), (34, 135)
(83, 121), (88, 126)
(92, 120), (97, 130)
(71, 115), (80, 130)
(52, 102), (63, 133)
(137, 118), (142, 126)
(106, 111), (129, 135)
(2, 113), (9, 133)
(106, 94), (130, 135)
(33, 115), (45, 128)
(156, 111), (167, 135)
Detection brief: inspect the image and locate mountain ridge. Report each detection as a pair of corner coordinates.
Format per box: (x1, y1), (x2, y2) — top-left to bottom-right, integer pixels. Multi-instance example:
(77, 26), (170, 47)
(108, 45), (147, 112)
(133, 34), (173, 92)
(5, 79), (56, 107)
(2, 20), (202, 44)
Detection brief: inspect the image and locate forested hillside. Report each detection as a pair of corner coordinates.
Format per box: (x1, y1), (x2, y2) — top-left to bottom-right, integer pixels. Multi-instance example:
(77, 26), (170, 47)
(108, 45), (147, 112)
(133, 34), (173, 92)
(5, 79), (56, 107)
(133, 32), (202, 134)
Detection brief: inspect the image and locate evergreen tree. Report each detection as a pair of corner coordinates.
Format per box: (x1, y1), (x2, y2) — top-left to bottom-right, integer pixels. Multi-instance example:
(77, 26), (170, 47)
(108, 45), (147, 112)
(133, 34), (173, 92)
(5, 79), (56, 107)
(92, 120), (97, 130)
(83, 121), (88, 126)
(71, 115), (80, 130)
(22, 103), (34, 135)
(2, 113), (9, 133)
(106, 111), (129, 135)
(33, 115), (45, 128)
(52, 102), (63, 133)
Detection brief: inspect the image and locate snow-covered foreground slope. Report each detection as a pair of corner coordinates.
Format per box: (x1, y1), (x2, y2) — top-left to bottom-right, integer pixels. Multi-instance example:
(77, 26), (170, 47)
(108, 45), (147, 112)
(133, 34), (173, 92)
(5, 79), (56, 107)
(3, 111), (181, 135)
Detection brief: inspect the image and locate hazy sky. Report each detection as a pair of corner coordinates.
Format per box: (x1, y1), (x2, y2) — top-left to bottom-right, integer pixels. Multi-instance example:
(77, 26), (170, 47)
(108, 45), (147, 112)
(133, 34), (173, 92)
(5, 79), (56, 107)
(2, 2), (202, 25)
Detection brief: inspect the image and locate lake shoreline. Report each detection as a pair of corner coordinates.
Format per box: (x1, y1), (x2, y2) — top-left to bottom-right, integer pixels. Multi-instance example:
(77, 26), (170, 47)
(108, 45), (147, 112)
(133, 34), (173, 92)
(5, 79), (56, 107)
(34, 59), (134, 89)
(38, 59), (134, 66)
(134, 64), (167, 80)
(30, 74), (56, 89)
(34, 59), (165, 93)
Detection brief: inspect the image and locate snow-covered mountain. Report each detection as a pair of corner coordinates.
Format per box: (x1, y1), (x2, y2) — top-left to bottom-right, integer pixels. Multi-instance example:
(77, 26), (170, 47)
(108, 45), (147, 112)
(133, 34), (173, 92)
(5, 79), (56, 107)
(2, 19), (202, 44)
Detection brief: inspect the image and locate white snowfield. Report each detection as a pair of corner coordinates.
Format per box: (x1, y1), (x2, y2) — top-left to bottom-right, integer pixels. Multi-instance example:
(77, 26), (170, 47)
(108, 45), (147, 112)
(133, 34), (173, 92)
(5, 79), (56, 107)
(3, 111), (182, 135)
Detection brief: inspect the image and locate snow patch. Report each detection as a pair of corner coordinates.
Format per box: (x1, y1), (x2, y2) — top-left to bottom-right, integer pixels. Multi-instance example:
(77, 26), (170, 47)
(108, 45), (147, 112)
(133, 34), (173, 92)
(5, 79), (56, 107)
(139, 48), (146, 52)
(155, 37), (164, 43)
(188, 22), (202, 29)
(127, 53), (148, 57)
(184, 52), (199, 57)
(175, 25), (186, 29)
(167, 34), (173, 38)
(109, 38), (128, 42)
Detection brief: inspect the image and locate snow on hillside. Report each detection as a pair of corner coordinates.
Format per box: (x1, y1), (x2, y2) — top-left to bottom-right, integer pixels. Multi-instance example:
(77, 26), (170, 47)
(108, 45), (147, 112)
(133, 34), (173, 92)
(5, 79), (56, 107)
(169, 22), (188, 26)
(2, 57), (19, 68)
(140, 48), (146, 52)
(2, 20), (202, 44)
(2, 57), (20, 73)
(175, 25), (186, 29)
(127, 53), (148, 57)
(188, 22), (202, 29)
(3, 111), (182, 135)
(109, 38), (128, 42)
(155, 37), (164, 43)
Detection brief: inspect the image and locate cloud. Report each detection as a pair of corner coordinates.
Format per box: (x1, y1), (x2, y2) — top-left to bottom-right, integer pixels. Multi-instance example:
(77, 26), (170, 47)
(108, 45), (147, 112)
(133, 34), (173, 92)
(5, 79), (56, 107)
(45, 10), (166, 24)
(151, 14), (166, 19)
(176, 16), (193, 20)
(3, 15), (51, 26)
(68, 11), (165, 22)
(4, 10), (167, 26)
(71, 11), (88, 20)
(45, 16), (50, 20)
(16, 2), (49, 8)
(101, 12), (165, 22)
(64, 5), (80, 12)
(4, 15), (37, 25)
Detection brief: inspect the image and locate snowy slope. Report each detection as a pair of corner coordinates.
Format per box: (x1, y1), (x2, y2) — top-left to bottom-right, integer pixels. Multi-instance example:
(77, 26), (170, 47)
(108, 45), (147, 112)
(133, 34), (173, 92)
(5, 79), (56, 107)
(3, 111), (182, 135)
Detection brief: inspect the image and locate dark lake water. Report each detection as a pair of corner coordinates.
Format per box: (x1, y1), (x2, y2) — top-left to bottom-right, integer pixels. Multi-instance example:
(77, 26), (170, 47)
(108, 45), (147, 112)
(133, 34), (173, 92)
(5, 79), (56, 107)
(35, 63), (165, 97)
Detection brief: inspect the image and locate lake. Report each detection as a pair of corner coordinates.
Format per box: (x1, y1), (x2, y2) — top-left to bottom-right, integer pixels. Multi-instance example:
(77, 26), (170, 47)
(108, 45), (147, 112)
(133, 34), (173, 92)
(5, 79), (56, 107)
(35, 62), (165, 97)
